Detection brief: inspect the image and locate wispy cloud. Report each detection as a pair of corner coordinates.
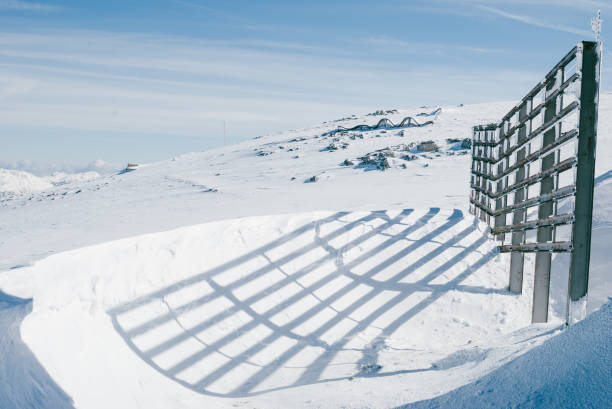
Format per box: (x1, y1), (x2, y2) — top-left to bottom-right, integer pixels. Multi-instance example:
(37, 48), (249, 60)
(366, 35), (501, 55)
(0, 0), (59, 11)
(489, 0), (611, 11)
(365, 35), (445, 56)
(0, 29), (537, 144)
(436, 0), (611, 12)
(477, 5), (592, 36)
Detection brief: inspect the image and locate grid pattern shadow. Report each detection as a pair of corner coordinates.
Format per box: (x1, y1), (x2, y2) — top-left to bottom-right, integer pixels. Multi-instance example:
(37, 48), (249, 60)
(108, 208), (498, 397)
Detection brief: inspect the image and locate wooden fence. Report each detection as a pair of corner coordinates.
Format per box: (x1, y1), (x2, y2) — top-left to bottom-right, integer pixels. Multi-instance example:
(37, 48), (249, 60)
(469, 41), (601, 323)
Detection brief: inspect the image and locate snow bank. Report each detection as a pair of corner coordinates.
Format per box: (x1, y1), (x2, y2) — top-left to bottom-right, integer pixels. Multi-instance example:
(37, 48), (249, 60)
(46, 171), (100, 186)
(586, 170), (612, 314)
(0, 291), (74, 409)
(0, 159), (120, 177)
(0, 169), (52, 196)
(0, 209), (539, 409)
(0, 168), (100, 198)
(0, 96), (611, 408)
(401, 300), (612, 408)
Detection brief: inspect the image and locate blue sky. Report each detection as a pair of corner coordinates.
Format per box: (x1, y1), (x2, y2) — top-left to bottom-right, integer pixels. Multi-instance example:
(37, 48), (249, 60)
(0, 0), (610, 171)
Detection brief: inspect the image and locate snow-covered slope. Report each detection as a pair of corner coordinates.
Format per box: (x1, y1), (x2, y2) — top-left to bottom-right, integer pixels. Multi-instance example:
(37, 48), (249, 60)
(0, 168), (100, 198)
(0, 208), (540, 409)
(401, 299), (612, 409)
(0, 169), (52, 196)
(1, 97), (612, 408)
(0, 102), (520, 270)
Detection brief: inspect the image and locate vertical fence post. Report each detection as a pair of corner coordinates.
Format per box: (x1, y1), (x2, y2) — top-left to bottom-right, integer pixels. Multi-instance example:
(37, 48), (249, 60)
(532, 73), (560, 323)
(509, 109), (528, 293)
(568, 41), (600, 305)
(470, 42), (598, 324)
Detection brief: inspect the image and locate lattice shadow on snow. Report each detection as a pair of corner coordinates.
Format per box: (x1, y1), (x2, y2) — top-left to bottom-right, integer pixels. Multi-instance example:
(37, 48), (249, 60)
(108, 208), (499, 397)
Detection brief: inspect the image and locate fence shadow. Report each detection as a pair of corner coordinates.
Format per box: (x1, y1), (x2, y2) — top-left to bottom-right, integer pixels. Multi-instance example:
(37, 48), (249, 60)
(108, 208), (499, 398)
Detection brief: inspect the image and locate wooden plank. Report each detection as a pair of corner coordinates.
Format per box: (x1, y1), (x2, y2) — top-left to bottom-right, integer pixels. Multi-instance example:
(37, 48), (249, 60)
(485, 129), (578, 182)
(499, 241), (572, 253)
(500, 46), (578, 123)
(471, 100), (579, 166)
(492, 213), (574, 234)
(469, 184), (575, 217)
(471, 156), (576, 199)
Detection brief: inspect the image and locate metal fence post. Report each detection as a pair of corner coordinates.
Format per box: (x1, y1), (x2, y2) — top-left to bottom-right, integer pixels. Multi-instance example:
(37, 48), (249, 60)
(568, 41), (600, 303)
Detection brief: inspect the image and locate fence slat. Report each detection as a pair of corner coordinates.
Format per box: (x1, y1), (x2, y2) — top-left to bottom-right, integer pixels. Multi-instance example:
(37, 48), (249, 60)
(469, 41), (600, 324)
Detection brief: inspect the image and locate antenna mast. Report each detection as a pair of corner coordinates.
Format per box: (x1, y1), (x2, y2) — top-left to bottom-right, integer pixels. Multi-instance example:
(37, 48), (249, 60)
(591, 10), (602, 43)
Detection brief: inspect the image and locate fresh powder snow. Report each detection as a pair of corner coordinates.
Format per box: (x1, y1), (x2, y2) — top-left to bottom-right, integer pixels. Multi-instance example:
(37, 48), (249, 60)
(1, 97), (611, 408)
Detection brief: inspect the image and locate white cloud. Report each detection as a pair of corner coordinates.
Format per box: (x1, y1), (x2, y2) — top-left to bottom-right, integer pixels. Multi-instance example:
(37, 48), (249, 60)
(0, 28), (544, 165)
(439, 0), (611, 11)
(477, 5), (591, 36)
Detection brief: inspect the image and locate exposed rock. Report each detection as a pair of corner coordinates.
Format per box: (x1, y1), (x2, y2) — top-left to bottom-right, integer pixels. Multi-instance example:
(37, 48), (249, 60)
(323, 141), (349, 152)
(358, 153), (391, 170)
(417, 141), (439, 152)
(341, 159), (355, 166)
(367, 109), (398, 116)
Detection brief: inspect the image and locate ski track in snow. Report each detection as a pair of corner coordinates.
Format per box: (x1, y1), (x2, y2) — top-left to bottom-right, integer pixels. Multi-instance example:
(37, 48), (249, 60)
(1, 98), (612, 408)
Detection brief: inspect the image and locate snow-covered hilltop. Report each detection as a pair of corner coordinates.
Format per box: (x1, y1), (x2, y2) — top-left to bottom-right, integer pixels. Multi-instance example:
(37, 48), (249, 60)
(1, 97), (611, 409)
(0, 169), (101, 199)
(0, 101), (513, 271)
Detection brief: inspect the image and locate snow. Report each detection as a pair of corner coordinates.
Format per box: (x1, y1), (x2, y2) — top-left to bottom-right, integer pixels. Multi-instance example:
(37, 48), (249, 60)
(0, 169), (52, 196)
(1, 95), (612, 408)
(0, 168), (100, 198)
(0, 159), (121, 177)
(45, 172), (100, 186)
(401, 300), (612, 408)
(0, 291), (74, 409)
(0, 102), (512, 271)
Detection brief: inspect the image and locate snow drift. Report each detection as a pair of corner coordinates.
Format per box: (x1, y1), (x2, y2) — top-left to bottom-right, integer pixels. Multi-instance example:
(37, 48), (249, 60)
(1, 97), (611, 408)
(401, 299), (612, 408)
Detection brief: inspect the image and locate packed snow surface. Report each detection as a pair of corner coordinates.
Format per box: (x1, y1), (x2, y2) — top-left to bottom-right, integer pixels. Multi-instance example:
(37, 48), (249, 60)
(1, 96), (612, 408)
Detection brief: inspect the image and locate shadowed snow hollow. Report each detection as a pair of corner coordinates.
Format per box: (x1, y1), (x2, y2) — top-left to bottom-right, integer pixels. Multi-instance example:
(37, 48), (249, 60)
(0, 208), (539, 408)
